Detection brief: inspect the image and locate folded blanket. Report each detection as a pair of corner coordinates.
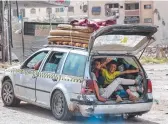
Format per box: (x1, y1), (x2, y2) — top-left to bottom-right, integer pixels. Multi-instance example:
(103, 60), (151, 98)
(57, 24), (94, 33)
(48, 36), (89, 43)
(49, 29), (91, 39)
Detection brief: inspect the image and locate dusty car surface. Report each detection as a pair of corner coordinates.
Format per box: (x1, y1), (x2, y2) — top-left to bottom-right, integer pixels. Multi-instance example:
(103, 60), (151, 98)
(1, 25), (157, 120)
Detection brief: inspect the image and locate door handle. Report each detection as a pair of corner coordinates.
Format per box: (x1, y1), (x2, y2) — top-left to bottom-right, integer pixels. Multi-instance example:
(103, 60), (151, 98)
(52, 79), (57, 82)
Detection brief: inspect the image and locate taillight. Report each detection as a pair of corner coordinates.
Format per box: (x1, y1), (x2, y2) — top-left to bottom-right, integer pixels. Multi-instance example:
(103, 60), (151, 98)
(147, 79), (152, 93)
(81, 80), (95, 94)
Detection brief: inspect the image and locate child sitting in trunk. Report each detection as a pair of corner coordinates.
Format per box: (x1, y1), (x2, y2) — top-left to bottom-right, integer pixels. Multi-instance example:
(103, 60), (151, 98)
(92, 58), (108, 87)
(92, 58), (142, 102)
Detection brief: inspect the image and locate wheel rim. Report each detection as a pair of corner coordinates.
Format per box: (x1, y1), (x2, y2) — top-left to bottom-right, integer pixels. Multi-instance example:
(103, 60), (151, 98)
(2, 83), (14, 104)
(53, 92), (65, 117)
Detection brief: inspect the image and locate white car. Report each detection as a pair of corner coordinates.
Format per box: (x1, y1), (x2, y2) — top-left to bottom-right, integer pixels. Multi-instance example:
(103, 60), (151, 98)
(1, 25), (157, 120)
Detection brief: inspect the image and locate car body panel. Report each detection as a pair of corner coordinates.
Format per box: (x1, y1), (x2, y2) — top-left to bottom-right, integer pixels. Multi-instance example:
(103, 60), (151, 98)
(35, 75), (60, 107)
(17, 69), (37, 101)
(79, 102), (153, 116)
(59, 75), (83, 93)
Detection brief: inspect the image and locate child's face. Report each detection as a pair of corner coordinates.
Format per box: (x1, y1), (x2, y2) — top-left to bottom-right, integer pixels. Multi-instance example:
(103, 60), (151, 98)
(109, 64), (117, 73)
(95, 61), (101, 70)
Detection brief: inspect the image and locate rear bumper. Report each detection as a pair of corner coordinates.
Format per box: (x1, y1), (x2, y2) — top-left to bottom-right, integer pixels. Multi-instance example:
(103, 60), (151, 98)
(69, 93), (153, 116)
(77, 102), (153, 117)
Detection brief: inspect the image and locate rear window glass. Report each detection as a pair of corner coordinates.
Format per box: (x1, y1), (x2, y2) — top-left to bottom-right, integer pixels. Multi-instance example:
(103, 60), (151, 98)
(62, 53), (87, 77)
(123, 57), (138, 68)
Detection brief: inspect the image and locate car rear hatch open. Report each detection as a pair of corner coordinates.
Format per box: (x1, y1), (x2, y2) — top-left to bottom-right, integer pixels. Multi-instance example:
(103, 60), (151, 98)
(71, 25), (157, 108)
(88, 25), (157, 55)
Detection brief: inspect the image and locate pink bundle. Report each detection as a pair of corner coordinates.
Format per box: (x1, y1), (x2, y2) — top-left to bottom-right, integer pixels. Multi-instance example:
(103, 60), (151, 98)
(70, 19), (116, 31)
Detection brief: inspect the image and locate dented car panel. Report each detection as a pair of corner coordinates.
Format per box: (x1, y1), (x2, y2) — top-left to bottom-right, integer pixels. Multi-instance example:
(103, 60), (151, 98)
(78, 102), (153, 116)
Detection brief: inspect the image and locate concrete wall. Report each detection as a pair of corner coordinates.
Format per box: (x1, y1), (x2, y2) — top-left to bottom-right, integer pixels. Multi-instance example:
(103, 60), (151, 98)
(88, 1), (125, 24)
(153, 1), (168, 45)
(67, 1), (87, 18)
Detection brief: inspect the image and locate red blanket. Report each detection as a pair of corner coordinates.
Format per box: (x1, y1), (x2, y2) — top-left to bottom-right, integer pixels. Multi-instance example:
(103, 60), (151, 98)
(70, 19), (116, 31)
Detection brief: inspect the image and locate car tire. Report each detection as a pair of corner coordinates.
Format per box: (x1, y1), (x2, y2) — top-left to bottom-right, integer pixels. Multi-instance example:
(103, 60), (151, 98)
(1, 80), (20, 106)
(51, 90), (72, 120)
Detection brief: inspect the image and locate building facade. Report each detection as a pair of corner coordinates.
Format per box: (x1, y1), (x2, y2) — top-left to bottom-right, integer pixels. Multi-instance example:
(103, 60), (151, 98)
(12, 1), (154, 25)
(124, 0), (153, 24)
(140, 1), (153, 24)
(87, 1), (125, 24)
(12, 1), (125, 24)
(12, 1), (88, 23)
(153, 1), (168, 45)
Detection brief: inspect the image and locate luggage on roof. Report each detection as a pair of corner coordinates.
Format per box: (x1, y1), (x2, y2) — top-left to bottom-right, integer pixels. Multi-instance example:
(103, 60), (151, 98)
(48, 18), (116, 48)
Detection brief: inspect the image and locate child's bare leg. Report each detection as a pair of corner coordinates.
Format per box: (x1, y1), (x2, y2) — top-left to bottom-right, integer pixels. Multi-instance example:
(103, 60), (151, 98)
(126, 89), (138, 102)
(116, 95), (123, 103)
(126, 89), (134, 96)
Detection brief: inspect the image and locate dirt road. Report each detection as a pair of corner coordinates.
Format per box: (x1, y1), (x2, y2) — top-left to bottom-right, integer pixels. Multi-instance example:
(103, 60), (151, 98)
(139, 64), (168, 124)
(0, 64), (168, 124)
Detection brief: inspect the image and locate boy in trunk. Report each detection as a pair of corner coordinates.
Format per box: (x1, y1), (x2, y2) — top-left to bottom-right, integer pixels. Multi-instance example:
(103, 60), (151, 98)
(91, 58), (142, 102)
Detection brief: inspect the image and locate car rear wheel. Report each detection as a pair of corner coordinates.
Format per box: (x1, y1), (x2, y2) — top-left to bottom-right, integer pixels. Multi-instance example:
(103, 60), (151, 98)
(1, 80), (20, 106)
(51, 90), (71, 120)
(123, 114), (137, 119)
(127, 114), (137, 119)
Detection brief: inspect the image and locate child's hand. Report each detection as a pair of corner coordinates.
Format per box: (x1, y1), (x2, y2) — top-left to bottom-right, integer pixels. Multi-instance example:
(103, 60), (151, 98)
(136, 68), (140, 72)
(106, 58), (112, 63)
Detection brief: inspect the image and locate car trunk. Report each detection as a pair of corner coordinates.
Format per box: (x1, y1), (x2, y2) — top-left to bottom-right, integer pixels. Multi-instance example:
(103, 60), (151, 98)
(87, 54), (148, 104)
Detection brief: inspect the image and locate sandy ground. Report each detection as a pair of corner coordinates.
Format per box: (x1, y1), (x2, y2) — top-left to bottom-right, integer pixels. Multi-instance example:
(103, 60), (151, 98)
(0, 64), (168, 124)
(139, 64), (168, 124)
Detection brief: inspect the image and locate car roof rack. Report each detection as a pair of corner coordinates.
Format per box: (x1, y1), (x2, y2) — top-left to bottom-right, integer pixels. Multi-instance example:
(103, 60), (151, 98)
(43, 44), (87, 50)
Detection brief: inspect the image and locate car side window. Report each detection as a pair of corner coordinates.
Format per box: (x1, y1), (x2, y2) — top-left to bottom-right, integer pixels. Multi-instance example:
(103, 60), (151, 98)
(23, 51), (48, 69)
(42, 52), (65, 73)
(62, 53), (87, 77)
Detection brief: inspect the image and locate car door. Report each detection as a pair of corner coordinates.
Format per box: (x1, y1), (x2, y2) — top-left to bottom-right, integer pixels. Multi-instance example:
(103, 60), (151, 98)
(35, 51), (67, 107)
(15, 50), (49, 102)
(61, 52), (87, 94)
